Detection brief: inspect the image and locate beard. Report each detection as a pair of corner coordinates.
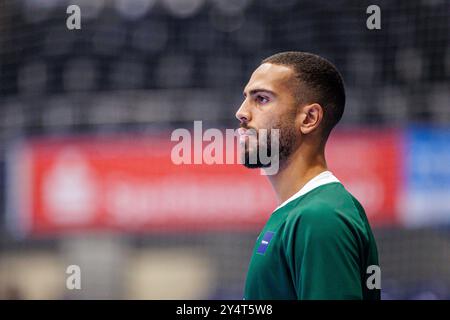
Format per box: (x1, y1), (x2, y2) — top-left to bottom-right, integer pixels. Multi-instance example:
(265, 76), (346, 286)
(241, 118), (297, 169)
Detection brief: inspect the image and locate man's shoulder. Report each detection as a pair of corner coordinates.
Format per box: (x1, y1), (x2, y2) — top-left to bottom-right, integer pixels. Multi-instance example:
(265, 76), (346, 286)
(283, 182), (366, 230)
(290, 181), (360, 212)
(305, 180), (356, 202)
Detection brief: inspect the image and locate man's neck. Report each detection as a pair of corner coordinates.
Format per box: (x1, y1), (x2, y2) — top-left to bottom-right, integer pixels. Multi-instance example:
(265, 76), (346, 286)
(266, 143), (328, 205)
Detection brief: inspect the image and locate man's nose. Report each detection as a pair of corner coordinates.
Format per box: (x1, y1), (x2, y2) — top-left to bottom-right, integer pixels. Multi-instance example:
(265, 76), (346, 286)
(235, 101), (251, 124)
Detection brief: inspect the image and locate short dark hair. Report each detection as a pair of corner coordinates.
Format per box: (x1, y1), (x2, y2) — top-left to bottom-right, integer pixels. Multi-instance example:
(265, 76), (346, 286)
(262, 51), (345, 139)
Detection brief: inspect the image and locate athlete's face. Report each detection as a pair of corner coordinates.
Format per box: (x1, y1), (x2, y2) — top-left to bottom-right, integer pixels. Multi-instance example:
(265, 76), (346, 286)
(235, 63), (300, 168)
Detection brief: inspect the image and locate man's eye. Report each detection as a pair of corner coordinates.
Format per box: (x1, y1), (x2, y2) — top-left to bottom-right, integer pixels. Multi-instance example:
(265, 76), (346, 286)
(256, 95), (269, 104)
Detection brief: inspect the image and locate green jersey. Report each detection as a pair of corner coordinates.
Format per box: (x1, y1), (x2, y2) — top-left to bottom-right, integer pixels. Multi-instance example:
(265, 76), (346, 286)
(244, 171), (380, 300)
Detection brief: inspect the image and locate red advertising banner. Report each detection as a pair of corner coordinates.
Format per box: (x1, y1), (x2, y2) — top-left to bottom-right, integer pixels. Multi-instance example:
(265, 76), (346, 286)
(7, 135), (276, 236)
(7, 130), (401, 236)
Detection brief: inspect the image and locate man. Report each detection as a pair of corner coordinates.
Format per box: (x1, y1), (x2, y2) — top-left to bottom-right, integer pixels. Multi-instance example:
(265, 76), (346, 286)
(236, 52), (380, 300)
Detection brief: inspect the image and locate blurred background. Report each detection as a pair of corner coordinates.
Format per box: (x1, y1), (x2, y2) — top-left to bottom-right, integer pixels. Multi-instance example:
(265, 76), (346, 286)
(0, 0), (449, 299)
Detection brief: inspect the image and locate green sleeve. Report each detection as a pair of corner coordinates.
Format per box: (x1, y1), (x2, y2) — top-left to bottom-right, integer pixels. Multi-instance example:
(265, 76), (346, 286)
(284, 206), (363, 300)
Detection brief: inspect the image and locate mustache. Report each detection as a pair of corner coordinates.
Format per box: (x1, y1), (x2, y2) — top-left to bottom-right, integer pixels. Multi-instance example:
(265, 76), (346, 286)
(239, 124), (262, 134)
(238, 125), (258, 137)
(239, 124), (253, 130)
(239, 124), (281, 130)
(238, 125), (279, 135)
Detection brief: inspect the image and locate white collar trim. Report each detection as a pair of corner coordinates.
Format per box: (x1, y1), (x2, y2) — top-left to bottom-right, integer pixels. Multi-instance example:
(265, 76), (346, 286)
(274, 171), (340, 211)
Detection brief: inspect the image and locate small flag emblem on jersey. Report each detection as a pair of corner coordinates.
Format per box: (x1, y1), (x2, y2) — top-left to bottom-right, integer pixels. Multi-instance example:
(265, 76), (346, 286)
(256, 231), (275, 255)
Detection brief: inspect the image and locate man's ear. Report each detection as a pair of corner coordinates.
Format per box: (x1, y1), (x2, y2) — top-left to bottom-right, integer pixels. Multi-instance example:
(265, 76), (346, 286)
(298, 103), (324, 135)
